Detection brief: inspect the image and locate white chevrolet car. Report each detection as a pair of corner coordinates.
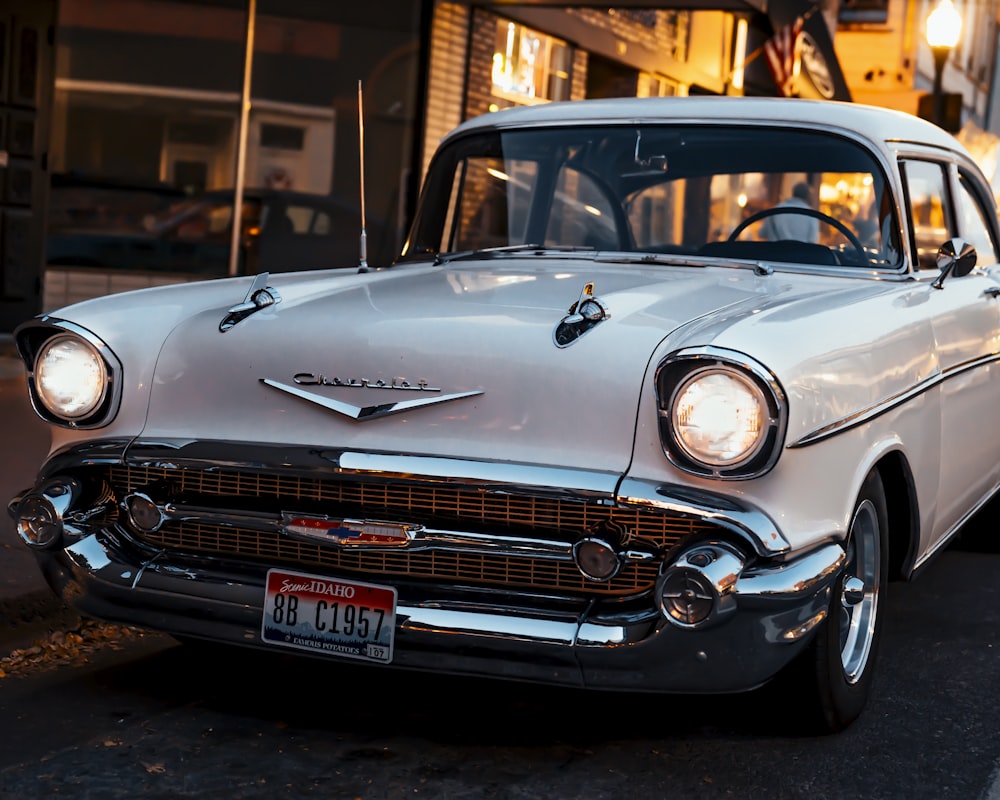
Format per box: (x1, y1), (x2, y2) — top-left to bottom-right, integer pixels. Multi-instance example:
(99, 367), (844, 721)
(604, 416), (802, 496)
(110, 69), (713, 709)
(10, 97), (1000, 733)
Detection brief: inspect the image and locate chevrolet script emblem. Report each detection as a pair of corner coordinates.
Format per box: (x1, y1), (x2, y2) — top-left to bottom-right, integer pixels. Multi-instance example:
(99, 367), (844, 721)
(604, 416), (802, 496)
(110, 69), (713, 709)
(282, 513), (420, 547)
(261, 378), (482, 421)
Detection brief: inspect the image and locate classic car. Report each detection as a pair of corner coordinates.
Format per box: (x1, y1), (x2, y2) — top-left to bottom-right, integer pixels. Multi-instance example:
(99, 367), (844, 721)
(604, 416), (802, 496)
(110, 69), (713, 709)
(10, 96), (1000, 733)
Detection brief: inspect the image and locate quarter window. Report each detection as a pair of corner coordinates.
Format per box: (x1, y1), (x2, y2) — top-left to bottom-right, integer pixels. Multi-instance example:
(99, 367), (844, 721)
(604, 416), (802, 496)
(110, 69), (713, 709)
(901, 160), (954, 269)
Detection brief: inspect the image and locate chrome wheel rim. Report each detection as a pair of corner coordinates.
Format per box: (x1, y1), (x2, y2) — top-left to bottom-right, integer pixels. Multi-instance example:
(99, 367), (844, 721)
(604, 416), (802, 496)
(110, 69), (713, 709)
(840, 498), (880, 683)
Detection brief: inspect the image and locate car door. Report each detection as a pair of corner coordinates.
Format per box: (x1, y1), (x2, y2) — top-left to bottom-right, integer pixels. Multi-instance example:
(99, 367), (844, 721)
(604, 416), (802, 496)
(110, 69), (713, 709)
(900, 155), (1000, 547)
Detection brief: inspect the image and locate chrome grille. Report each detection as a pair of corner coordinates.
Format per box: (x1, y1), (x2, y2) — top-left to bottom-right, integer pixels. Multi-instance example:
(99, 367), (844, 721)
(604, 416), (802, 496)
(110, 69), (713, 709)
(105, 465), (718, 596)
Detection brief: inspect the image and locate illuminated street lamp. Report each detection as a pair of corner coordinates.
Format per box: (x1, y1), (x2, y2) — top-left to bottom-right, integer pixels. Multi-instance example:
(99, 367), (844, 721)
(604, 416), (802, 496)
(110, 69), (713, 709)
(925, 0), (962, 128)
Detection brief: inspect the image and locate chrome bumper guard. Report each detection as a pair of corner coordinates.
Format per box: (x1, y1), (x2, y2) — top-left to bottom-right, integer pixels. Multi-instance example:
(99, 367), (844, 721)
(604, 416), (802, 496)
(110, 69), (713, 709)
(12, 441), (842, 693)
(41, 527), (842, 693)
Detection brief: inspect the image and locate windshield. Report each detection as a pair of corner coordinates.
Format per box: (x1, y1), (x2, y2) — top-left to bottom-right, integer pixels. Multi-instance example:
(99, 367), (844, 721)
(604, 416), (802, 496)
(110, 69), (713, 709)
(403, 125), (901, 269)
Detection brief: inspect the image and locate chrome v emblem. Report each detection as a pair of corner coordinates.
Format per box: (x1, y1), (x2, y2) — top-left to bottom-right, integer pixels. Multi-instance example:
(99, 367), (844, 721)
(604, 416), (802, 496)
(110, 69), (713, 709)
(261, 379), (482, 421)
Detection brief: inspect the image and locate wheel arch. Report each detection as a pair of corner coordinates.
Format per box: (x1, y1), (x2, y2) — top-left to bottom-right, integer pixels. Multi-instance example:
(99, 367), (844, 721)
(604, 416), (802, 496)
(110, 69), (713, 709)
(871, 450), (918, 581)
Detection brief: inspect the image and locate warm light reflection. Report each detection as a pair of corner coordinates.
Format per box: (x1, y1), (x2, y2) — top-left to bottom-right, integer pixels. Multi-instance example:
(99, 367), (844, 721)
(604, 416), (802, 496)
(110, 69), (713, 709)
(584, 205), (602, 216)
(731, 18), (748, 90)
(487, 168), (510, 181)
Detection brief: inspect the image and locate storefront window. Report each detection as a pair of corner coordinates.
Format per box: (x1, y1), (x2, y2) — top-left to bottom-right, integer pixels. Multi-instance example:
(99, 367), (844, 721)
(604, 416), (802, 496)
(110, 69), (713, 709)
(491, 20), (571, 108)
(45, 0), (423, 308)
(638, 73), (679, 97)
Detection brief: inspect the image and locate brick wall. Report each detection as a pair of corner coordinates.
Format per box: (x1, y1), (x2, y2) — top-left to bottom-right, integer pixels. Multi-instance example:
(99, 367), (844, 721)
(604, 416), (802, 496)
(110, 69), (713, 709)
(423, 2), (470, 177)
(568, 8), (690, 64)
(465, 7), (499, 121)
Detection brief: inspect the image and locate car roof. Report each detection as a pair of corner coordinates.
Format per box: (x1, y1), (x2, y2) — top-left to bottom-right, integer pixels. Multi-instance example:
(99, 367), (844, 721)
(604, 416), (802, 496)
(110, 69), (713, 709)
(446, 96), (968, 159)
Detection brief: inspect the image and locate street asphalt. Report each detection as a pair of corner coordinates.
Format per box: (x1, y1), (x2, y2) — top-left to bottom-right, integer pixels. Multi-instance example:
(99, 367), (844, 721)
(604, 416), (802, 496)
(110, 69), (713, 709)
(0, 332), (74, 651)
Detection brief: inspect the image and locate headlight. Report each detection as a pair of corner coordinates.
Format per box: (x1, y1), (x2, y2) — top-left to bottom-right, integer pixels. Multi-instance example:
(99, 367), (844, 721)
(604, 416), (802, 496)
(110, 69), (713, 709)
(656, 349), (786, 479)
(671, 368), (766, 466)
(17, 321), (122, 428)
(35, 334), (108, 420)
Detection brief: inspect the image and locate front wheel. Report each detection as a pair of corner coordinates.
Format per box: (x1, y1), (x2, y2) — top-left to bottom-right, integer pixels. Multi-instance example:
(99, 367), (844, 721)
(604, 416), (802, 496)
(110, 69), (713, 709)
(794, 469), (889, 733)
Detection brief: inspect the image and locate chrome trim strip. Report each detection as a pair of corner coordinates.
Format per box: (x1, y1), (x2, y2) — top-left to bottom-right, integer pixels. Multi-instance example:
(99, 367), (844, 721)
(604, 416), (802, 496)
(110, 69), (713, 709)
(616, 477), (790, 554)
(789, 350), (1000, 448)
(910, 477), (1000, 575)
(400, 607), (580, 645)
(131, 500), (660, 566)
(138, 500), (588, 560)
(57, 439), (789, 557)
(120, 442), (620, 502)
(261, 378), (483, 421)
(54, 527), (838, 689)
(734, 542), (844, 599)
(331, 450), (617, 499)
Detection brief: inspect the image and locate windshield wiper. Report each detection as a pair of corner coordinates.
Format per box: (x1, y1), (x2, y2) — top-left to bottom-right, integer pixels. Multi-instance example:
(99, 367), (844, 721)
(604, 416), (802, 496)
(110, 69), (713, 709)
(595, 251), (707, 267)
(434, 243), (596, 265)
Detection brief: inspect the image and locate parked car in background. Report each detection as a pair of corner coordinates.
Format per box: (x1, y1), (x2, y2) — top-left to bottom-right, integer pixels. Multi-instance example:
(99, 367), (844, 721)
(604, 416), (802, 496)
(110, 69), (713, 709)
(46, 186), (368, 277)
(11, 97), (1000, 733)
(44, 181), (380, 308)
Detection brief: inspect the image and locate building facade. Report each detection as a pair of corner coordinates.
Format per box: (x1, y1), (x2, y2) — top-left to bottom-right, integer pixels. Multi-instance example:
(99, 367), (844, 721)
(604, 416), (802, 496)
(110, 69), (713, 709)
(0, 0), (855, 332)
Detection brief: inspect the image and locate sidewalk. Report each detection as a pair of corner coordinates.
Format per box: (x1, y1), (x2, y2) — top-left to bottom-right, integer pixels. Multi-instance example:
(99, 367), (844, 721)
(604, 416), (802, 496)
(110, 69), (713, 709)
(0, 333), (73, 649)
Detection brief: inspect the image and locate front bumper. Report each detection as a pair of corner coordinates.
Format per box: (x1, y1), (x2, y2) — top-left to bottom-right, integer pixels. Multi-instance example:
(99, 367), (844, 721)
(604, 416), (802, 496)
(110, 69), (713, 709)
(27, 523), (842, 693)
(10, 441), (845, 693)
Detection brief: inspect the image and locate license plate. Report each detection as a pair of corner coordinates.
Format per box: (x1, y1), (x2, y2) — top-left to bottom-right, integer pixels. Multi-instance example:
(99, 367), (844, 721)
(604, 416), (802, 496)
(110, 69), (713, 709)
(261, 568), (396, 663)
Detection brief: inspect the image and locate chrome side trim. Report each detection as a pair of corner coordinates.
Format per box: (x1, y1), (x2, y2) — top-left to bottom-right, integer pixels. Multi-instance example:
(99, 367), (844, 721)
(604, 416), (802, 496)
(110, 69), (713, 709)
(789, 350), (1000, 448)
(910, 476), (1000, 575)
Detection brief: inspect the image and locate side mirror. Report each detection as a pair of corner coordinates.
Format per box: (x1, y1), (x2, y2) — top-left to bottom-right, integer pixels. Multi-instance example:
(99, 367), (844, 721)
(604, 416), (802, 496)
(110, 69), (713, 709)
(931, 238), (977, 289)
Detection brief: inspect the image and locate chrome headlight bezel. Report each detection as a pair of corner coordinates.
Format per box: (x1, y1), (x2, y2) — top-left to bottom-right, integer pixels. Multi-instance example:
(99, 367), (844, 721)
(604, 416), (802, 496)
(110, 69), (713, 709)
(655, 348), (787, 480)
(16, 319), (123, 429)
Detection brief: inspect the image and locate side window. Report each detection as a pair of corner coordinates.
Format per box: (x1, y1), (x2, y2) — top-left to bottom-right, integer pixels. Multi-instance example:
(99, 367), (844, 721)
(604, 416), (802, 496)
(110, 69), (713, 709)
(956, 171), (1000, 265)
(312, 210), (331, 235)
(285, 205), (315, 234)
(901, 160), (955, 269)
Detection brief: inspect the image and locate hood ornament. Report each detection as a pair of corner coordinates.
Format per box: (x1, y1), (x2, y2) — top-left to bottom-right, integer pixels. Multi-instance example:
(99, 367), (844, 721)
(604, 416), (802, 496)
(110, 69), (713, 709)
(554, 282), (610, 347)
(261, 378), (482, 421)
(220, 272), (281, 332)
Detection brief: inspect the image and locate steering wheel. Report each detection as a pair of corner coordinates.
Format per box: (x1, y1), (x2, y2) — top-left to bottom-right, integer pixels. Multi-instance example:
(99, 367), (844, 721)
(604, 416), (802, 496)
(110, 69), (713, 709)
(729, 207), (868, 264)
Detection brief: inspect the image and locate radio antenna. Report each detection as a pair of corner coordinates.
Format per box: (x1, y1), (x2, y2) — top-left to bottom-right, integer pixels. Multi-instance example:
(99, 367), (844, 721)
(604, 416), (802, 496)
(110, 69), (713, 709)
(357, 80), (368, 272)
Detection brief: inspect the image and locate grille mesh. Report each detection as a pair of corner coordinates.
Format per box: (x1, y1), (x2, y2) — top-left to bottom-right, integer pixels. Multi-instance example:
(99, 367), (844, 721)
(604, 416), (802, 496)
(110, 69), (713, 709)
(106, 465), (717, 596)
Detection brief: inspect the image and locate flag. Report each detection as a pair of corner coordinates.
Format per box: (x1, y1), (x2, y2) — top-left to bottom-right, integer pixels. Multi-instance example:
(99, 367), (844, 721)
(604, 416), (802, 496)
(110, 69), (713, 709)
(764, 17), (804, 97)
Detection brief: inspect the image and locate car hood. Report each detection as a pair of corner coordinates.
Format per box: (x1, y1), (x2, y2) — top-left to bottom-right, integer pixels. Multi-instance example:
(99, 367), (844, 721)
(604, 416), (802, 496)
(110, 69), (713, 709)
(135, 261), (776, 472)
